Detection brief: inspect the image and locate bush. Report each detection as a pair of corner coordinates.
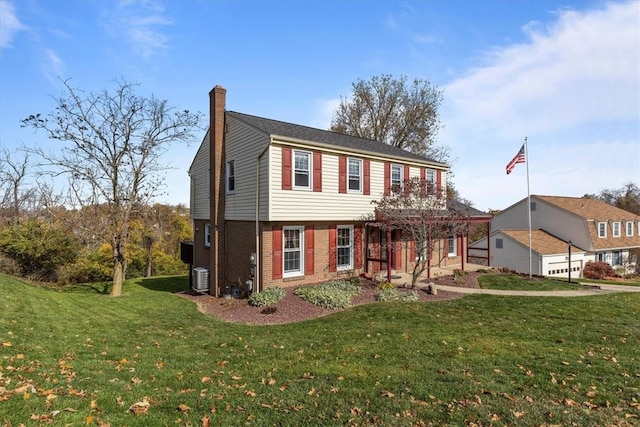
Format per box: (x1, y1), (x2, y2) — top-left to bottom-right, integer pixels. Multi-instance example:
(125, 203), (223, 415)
(583, 261), (616, 280)
(376, 288), (419, 302)
(376, 281), (396, 290)
(294, 280), (362, 310)
(248, 287), (286, 307)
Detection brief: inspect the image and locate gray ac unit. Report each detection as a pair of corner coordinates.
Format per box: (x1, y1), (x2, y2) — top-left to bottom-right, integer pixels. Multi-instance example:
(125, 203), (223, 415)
(192, 267), (209, 292)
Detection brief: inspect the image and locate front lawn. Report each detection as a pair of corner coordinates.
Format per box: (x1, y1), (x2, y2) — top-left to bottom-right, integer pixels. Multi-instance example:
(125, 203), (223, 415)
(1, 274), (639, 426)
(478, 273), (586, 291)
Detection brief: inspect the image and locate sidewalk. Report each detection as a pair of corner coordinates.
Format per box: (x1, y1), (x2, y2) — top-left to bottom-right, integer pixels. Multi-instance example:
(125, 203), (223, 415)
(386, 264), (640, 297)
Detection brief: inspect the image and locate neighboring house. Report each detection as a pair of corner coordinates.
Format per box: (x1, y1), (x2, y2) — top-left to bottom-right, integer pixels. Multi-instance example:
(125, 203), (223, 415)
(470, 195), (640, 277)
(189, 85), (489, 296)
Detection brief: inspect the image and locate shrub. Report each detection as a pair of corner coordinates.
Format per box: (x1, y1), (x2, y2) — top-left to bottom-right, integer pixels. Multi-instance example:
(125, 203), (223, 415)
(376, 281), (396, 290)
(583, 261), (616, 280)
(294, 280), (362, 310)
(376, 288), (419, 302)
(453, 269), (469, 277)
(248, 287), (286, 307)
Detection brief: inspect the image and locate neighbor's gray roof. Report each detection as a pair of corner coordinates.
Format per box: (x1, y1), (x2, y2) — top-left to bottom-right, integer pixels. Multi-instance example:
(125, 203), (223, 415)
(227, 111), (446, 166)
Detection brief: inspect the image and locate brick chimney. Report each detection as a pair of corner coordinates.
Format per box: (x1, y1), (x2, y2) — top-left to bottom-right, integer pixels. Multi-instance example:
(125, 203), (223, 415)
(209, 85), (226, 297)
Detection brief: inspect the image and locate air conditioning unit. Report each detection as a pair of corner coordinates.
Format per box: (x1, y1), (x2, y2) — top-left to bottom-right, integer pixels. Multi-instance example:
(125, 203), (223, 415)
(192, 267), (209, 292)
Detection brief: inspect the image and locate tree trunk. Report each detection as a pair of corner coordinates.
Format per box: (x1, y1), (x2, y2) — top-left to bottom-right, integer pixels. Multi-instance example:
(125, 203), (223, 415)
(111, 239), (127, 297)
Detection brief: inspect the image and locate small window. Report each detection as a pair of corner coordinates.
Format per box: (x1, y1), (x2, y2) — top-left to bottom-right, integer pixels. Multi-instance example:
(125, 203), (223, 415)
(612, 222), (621, 237)
(530, 202), (536, 211)
(391, 164), (403, 191)
(337, 225), (354, 270)
(293, 151), (311, 189)
(348, 158), (362, 192)
(226, 160), (235, 193)
(448, 236), (457, 257)
(283, 226), (304, 277)
(612, 250), (623, 266)
(625, 221), (633, 237)
(204, 224), (211, 247)
(426, 169), (436, 194)
(495, 238), (503, 249)
(597, 222), (607, 238)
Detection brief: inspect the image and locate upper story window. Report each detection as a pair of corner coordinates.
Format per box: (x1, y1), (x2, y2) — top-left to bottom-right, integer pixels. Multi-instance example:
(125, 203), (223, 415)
(597, 222), (607, 238)
(348, 158), (362, 192)
(626, 221), (634, 237)
(425, 169), (435, 194)
(226, 160), (235, 193)
(391, 164), (403, 191)
(294, 150), (311, 189)
(612, 221), (621, 237)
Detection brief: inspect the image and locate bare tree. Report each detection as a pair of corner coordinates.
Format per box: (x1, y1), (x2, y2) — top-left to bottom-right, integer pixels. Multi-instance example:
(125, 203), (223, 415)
(370, 177), (467, 286)
(0, 145), (36, 219)
(21, 78), (202, 296)
(330, 74), (448, 161)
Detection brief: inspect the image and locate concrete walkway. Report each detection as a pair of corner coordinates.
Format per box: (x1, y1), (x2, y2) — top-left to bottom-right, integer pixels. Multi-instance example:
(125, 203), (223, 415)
(385, 264), (640, 297)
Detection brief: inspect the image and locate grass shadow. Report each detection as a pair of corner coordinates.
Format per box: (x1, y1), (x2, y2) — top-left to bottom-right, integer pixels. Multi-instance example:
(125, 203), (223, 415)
(138, 275), (189, 293)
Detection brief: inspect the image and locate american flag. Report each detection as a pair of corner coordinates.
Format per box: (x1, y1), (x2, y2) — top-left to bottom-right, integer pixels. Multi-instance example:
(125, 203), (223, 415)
(506, 144), (525, 175)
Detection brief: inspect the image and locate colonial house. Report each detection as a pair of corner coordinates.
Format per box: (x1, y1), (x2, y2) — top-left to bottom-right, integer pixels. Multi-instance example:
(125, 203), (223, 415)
(469, 195), (640, 277)
(188, 85), (489, 296)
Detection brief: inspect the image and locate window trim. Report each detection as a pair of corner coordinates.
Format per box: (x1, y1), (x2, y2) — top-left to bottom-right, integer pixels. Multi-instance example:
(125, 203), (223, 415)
(204, 223), (211, 248)
(447, 235), (457, 257)
(226, 160), (235, 193)
(625, 221), (634, 237)
(612, 221), (621, 237)
(597, 222), (607, 238)
(390, 164), (403, 191)
(293, 150), (312, 190)
(283, 226), (304, 278)
(336, 225), (354, 271)
(347, 158), (362, 193)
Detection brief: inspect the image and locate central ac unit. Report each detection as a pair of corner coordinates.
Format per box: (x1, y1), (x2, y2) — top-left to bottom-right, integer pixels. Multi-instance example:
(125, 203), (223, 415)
(192, 267), (209, 292)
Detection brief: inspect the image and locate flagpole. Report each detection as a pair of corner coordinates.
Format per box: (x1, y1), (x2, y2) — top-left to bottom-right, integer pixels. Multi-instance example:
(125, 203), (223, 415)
(525, 137), (531, 278)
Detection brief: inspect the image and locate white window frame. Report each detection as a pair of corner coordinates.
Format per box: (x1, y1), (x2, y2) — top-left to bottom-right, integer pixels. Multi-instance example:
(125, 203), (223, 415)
(414, 239), (429, 262)
(347, 158), (362, 193)
(336, 225), (354, 271)
(625, 221), (633, 237)
(226, 160), (235, 193)
(612, 221), (621, 237)
(391, 164), (403, 191)
(283, 226), (304, 278)
(448, 235), (457, 257)
(204, 223), (211, 247)
(293, 150), (312, 190)
(597, 222), (607, 238)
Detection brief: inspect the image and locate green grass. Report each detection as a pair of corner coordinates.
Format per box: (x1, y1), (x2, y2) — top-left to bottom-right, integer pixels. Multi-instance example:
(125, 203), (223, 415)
(578, 277), (640, 287)
(1, 274), (639, 426)
(478, 273), (586, 291)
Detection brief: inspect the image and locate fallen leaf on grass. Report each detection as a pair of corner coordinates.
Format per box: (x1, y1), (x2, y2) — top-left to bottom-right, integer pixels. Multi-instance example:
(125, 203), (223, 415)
(127, 397), (150, 415)
(380, 390), (394, 397)
(201, 415), (210, 427)
(513, 411), (526, 418)
(177, 403), (190, 413)
(563, 398), (580, 407)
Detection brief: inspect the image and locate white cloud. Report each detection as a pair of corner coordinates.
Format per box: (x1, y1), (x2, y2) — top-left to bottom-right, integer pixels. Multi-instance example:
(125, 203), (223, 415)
(40, 49), (65, 82)
(0, 0), (25, 49)
(440, 1), (640, 210)
(310, 97), (341, 130)
(102, 0), (172, 59)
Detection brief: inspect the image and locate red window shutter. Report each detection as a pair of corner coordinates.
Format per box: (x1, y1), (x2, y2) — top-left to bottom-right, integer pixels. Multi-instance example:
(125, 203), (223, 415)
(282, 147), (292, 190)
(338, 156), (347, 193)
(272, 226), (282, 279)
(384, 162), (391, 196)
(410, 240), (416, 261)
(436, 170), (442, 198)
(457, 235), (463, 257)
(420, 168), (427, 195)
(393, 230), (402, 270)
(363, 159), (370, 195)
(354, 227), (363, 269)
(305, 227), (314, 275)
(313, 152), (322, 192)
(404, 165), (410, 182)
(329, 225), (337, 272)
(420, 168), (426, 181)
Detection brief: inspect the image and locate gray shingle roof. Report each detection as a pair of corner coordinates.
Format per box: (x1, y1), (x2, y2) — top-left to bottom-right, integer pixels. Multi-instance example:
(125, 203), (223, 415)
(227, 111), (446, 166)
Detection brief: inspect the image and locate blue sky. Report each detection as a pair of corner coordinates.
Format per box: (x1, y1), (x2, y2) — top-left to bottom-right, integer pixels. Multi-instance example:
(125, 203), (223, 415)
(1, 0), (638, 211)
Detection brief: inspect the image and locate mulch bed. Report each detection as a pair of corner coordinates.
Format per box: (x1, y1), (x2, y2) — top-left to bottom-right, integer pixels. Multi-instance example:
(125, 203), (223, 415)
(176, 272), (482, 325)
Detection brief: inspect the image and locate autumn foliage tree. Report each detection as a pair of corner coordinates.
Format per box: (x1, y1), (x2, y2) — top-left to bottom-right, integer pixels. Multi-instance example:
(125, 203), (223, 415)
(370, 177), (468, 287)
(21, 78), (202, 296)
(330, 74), (448, 161)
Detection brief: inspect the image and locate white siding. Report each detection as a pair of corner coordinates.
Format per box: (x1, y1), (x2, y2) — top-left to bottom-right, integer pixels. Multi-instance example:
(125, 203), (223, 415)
(269, 147), (432, 221)
(493, 198), (592, 250)
(225, 118), (270, 221)
(490, 233), (541, 275)
(189, 135), (210, 220)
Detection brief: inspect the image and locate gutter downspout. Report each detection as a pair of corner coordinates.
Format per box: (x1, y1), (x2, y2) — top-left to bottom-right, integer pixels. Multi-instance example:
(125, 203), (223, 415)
(255, 144), (270, 293)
